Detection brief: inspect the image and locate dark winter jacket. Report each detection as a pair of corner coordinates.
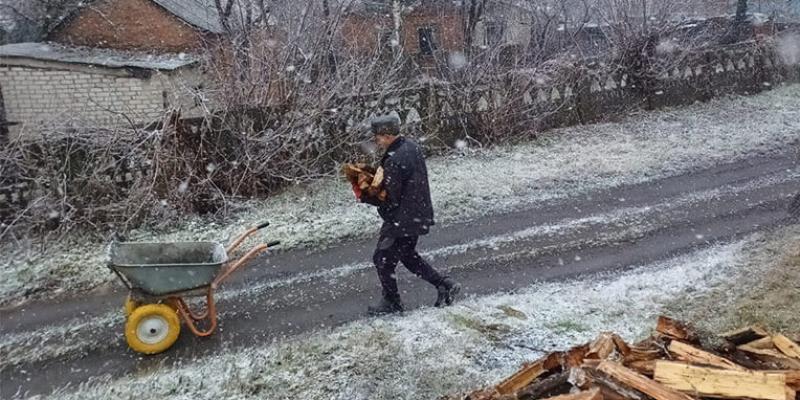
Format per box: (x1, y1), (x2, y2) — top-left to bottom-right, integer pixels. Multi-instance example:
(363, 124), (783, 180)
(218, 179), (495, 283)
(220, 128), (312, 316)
(362, 137), (435, 237)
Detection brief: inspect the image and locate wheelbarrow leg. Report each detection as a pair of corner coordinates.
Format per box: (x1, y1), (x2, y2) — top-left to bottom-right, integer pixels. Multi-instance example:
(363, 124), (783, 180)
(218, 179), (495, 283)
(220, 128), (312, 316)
(174, 289), (218, 337)
(170, 297), (209, 321)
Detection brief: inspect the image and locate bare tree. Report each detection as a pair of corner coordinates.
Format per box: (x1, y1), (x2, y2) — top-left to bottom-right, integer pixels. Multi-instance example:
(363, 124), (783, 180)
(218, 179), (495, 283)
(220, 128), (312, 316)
(463, 0), (487, 58)
(731, 0), (750, 43)
(0, 0), (83, 42)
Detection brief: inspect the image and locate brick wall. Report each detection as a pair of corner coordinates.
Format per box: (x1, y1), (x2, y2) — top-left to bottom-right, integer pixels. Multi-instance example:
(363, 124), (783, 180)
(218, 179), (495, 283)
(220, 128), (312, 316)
(49, 0), (208, 52)
(339, 13), (389, 54)
(339, 5), (465, 57)
(402, 6), (465, 56)
(0, 63), (203, 136)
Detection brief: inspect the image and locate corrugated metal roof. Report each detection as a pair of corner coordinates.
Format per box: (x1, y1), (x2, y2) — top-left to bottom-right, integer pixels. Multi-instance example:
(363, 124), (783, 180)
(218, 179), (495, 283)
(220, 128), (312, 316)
(0, 42), (198, 71)
(151, 0), (224, 33)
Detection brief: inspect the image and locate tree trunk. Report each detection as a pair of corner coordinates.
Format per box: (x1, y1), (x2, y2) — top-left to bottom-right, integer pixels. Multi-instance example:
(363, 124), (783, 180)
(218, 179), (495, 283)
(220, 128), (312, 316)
(735, 0), (749, 22)
(392, 0), (402, 59)
(723, 0), (749, 44)
(734, 0), (749, 40)
(464, 0), (486, 59)
(0, 84), (8, 145)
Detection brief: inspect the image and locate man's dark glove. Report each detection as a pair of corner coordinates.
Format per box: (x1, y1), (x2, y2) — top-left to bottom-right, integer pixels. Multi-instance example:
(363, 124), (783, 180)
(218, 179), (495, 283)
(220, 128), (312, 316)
(360, 192), (383, 206)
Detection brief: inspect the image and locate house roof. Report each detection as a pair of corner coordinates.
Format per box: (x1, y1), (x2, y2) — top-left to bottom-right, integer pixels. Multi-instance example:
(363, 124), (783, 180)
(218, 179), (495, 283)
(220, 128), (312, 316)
(0, 42), (198, 71)
(150, 0), (225, 34)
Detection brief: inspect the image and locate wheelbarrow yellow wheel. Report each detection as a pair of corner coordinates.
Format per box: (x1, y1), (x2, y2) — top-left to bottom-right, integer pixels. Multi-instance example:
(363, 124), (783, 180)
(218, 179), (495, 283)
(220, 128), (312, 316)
(125, 304), (181, 354)
(123, 295), (139, 316)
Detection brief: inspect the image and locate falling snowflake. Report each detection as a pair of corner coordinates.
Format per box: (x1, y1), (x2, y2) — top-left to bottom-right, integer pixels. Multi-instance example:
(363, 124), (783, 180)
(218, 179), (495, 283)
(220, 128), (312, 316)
(448, 52), (467, 69)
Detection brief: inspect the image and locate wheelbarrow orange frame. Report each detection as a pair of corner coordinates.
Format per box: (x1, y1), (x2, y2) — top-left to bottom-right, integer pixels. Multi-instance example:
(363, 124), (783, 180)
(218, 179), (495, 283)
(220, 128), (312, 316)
(113, 222), (279, 338)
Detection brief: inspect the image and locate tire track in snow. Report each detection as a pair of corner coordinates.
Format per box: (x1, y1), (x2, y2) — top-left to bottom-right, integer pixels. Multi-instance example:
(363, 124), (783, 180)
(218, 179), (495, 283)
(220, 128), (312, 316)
(0, 155), (797, 392)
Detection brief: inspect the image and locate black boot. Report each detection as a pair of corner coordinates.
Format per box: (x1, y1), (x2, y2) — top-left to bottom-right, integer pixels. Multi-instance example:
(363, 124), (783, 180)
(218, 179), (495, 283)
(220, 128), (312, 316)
(435, 277), (461, 307)
(789, 193), (800, 218)
(368, 296), (404, 315)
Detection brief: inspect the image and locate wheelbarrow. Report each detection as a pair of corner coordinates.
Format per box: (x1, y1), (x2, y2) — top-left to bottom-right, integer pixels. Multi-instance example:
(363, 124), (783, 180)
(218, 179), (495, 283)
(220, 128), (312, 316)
(107, 222), (279, 354)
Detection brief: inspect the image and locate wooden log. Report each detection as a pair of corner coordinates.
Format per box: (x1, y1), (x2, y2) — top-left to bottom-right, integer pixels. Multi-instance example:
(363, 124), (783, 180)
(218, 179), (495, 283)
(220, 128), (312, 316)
(581, 359), (601, 369)
(569, 367), (648, 400)
(587, 333), (616, 360)
(654, 360), (793, 400)
(721, 325), (770, 346)
(611, 334), (631, 357)
(667, 340), (747, 371)
(726, 348), (776, 370)
(739, 345), (800, 370)
(463, 389), (500, 400)
(518, 371), (570, 399)
(746, 336), (777, 350)
(773, 334), (800, 360)
(564, 344), (591, 369)
(656, 316), (698, 342)
(625, 360), (656, 376)
(495, 352), (562, 395)
(596, 361), (693, 400)
(765, 370), (800, 389)
(592, 386), (636, 400)
(371, 166), (384, 188)
(623, 344), (665, 364)
(540, 388), (603, 400)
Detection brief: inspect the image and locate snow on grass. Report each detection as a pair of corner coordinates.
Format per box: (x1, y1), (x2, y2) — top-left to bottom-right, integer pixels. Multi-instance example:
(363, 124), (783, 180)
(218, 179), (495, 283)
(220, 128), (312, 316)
(664, 224), (800, 338)
(39, 231), (778, 400)
(28, 167), (800, 361)
(223, 169), (797, 301)
(3, 84), (800, 306)
(6, 168), (792, 372)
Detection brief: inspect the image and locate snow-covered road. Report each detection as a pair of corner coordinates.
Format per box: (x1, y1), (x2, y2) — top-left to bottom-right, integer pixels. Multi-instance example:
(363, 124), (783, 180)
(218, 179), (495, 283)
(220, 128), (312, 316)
(1, 84), (799, 399)
(2, 84), (799, 307)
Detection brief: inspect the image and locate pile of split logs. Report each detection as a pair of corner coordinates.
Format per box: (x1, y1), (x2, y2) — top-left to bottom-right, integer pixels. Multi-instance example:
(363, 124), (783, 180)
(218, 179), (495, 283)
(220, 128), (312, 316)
(451, 316), (800, 400)
(342, 163), (387, 201)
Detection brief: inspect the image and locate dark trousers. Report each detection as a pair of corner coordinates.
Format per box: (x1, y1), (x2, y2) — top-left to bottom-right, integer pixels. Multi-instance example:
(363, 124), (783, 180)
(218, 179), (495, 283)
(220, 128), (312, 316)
(373, 235), (444, 301)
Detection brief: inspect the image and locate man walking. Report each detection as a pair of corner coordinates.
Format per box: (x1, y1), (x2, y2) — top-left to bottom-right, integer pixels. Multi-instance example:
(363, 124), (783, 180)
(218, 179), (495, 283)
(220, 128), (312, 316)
(359, 115), (460, 315)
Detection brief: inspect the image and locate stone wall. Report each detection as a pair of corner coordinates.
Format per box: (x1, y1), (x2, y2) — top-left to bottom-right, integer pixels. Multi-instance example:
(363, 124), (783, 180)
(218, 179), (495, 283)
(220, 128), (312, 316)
(1, 42), (797, 222)
(327, 42), (795, 145)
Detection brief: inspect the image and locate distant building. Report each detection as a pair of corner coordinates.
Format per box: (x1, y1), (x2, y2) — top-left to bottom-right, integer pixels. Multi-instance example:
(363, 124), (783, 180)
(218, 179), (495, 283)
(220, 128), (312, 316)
(339, 1), (466, 72)
(0, 43), (203, 136)
(0, 0), (220, 137)
(49, 0), (223, 52)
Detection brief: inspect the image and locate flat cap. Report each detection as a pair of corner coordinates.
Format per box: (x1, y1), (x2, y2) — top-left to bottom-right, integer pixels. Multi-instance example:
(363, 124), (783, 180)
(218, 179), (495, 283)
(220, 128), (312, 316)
(370, 115), (401, 136)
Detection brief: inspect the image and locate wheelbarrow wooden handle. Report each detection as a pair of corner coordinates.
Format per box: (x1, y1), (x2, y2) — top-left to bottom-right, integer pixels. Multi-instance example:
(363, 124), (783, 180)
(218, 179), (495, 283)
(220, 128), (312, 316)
(226, 221), (271, 254)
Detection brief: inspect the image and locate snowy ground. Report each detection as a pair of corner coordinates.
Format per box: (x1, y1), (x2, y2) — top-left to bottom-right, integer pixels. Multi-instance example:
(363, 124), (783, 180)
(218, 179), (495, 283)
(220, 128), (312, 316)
(35, 225), (799, 400)
(2, 165), (795, 371)
(2, 84), (800, 306)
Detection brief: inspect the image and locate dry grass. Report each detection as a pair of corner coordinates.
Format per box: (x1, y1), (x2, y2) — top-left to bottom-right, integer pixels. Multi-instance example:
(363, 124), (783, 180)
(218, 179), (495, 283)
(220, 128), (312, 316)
(728, 241), (800, 335)
(666, 225), (800, 342)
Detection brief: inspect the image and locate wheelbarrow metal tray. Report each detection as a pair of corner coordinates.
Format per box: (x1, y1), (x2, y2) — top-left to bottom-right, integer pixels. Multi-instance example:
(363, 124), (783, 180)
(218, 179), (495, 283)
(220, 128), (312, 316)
(108, 241), (228, 296)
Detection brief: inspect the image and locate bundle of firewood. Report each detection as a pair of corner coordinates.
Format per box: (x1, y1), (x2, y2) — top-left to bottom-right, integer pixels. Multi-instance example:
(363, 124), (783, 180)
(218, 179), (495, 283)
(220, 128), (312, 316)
(449, 316), (799, 400)
(342, 163), (387, 202)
